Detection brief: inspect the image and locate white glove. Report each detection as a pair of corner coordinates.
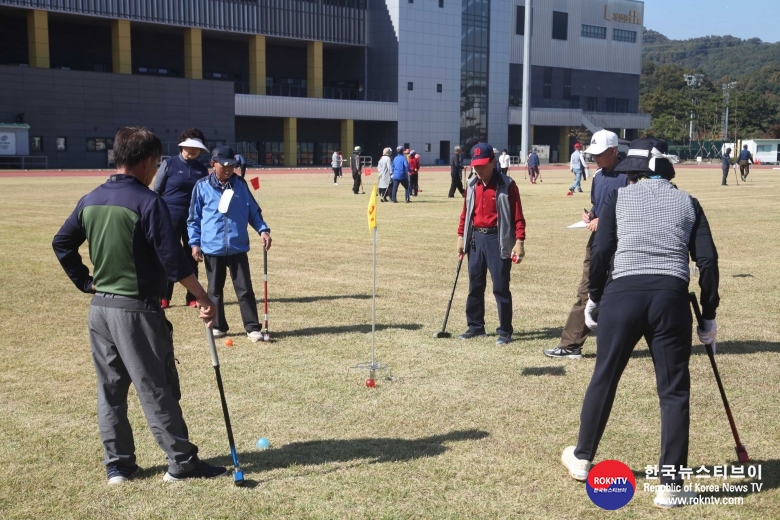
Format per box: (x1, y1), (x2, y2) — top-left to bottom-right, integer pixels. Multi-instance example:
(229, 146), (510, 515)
(697, 319), (718, 347)
(585, 299), (600, 330)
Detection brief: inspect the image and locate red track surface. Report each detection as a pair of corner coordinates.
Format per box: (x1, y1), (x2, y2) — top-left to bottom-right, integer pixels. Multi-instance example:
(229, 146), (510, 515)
(0, 164), (774, 178)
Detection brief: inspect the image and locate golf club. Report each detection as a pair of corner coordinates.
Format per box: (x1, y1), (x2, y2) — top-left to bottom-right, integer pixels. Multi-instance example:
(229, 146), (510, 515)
(435, 253), (465, 338)
(205, 324), (245, 485)
(262, 246), (270, 341)
(689, 292), (749, 463)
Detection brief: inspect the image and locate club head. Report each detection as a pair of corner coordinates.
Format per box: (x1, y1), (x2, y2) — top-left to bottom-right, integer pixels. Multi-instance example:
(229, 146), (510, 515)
(263, 332), (270, 342)
(434, 331), (451, 338)
(736, 446), (750, 463)
(233, 470), (245, 486)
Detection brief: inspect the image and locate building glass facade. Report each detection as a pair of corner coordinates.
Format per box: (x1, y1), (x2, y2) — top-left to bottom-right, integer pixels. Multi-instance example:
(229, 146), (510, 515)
(460, 0), (490, 154)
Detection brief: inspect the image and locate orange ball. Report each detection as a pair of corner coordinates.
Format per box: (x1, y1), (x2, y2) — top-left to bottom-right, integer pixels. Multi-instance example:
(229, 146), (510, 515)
(224, 338), (234, 347)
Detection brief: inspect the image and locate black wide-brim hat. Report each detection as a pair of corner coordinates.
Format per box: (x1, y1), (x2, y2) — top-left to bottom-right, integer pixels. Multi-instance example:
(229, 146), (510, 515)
(613, 137), (678, 175)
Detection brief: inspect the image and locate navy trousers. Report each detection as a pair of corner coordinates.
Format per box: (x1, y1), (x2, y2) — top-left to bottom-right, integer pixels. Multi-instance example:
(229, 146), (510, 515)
(574, 288), (692, 485)
(466, 231), (513, 337)
(391, 178), (410, 202)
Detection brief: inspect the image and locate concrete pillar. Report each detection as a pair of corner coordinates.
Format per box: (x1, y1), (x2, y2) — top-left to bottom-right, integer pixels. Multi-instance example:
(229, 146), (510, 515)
(111, 20), (132, 75)
(249, 35), (267, 95)
(284, 118), (297, 167)
(559, 126), (570, 164)
(184, 28), (203, 80)
(341, 120), (354, 156)
(307, 41), (323, 98)
(27, 9), (49, 69)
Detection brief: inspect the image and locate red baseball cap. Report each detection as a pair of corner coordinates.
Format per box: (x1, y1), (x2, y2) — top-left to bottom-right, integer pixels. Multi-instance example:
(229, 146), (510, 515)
(470, 143), (495, 166)
(574, 142), (582, 149)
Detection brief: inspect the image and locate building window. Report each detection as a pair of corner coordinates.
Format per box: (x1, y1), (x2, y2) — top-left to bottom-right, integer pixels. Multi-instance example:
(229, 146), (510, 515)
(585, 96), (598, 111)
(552, 11), (568, 41)
(439, 0), (444, 7)
(515, 6), (524, 36)
(606, 97), (616, 113)
(403, 143), (410, 151)
(56, 137), (67, 151)
(263, 142), (284, 165)
(757, 144), (774, 152)
(320, 142), (340, 165)
(408, 82), (414, 91)
(408, 0), (413, 3)
(569, 95), (580, 109)
(30, 136), (43, 152)
(425, 143), (431, 152)
(563, 69), (571, 99)
(461, 0), (490, 153)
(613, 29), (637, 43)
(543, 68), (552, 99)
(297, 142), (314, 165)
(615, 98), (629, 113)
(437, 84), (443, 93)
(581, 24), (606, 39)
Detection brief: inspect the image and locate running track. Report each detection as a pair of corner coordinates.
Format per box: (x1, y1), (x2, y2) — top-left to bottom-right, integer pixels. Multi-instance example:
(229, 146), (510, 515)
(0, 164), (774, 178)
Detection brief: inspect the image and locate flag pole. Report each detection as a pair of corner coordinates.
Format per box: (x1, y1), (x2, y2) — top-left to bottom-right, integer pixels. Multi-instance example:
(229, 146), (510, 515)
(371, 226), (376, 368)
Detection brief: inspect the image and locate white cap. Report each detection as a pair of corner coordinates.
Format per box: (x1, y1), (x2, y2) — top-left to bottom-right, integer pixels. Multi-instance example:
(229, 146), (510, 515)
(586, 130), (619, 156)
(178, 137), (209, 151)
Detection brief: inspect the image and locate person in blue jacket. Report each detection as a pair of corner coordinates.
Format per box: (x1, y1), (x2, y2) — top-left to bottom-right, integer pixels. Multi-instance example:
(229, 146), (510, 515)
(391, 146), (411, 203)
(188, 146), (272, 342)
(154, 128), (210, 309)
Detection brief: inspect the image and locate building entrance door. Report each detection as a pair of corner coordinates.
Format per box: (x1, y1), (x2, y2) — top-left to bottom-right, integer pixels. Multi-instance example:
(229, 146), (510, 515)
(440, 141), (450, 165)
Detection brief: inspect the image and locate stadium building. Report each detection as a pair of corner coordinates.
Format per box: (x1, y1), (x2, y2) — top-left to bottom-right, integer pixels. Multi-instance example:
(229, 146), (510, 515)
(0, 0), (648, 169)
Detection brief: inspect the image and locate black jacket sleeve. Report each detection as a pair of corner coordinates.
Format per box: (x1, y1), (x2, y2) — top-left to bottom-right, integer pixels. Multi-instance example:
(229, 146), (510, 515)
(588, 189), (619, 302)
(688, 197), (720, 319)
(52, 199), (94, 293)
(153, 158), (170, 195)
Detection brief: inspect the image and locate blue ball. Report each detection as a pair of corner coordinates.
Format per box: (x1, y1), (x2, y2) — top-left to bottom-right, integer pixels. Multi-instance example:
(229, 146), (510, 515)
(256, 437), (270, 449)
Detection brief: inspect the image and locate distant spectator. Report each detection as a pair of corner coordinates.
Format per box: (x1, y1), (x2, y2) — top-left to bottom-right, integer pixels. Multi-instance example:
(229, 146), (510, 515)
(721, 148), (733, 186)
(737, 144), (753, 181)
(527, 148), (540, 184)
(378, 148), (392, 201)
(568, 142), (588, 196)
(499, 149), (511, 176)
(409, 150), (420, 196)
(234, 153), (247, 179)
(449, 146), (466, 198)
(351, 146), (363, 194)
(331, 148), (343, 185)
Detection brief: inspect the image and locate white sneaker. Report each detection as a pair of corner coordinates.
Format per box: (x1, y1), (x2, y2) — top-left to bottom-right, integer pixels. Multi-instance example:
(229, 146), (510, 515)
(561, 446), (592, 481)
(247, 331), (264, 342)
(334, 182), (338, 186)
(654, 485), (698, 509)
(212, 329), (227, 338)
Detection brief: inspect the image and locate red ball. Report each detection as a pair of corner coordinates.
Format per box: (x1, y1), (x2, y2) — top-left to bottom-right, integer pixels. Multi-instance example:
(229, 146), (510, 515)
(365, 378), (376, 388)
(224, 338), (234, 347)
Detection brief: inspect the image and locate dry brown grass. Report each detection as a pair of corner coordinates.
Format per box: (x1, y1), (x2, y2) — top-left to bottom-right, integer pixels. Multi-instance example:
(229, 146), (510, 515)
(0, 166), (778, 519)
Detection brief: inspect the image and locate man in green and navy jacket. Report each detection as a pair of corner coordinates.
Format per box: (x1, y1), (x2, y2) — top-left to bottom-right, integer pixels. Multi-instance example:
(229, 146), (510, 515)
(52, 127), (229, 484)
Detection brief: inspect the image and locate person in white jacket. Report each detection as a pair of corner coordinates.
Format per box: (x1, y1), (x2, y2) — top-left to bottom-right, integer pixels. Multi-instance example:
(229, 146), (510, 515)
(331, 148), (343, 185)
(377, 147), (393, 201)
(499, 149), (511, 176)
(567, 142), (589, 196)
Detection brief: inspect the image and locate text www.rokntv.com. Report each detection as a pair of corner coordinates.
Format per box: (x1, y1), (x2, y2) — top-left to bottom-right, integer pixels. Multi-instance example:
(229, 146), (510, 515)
(670, 496), (745, 506)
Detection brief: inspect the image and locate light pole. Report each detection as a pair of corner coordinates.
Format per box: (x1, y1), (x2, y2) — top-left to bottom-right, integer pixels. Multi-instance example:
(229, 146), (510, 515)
(520, 0), (533, 162)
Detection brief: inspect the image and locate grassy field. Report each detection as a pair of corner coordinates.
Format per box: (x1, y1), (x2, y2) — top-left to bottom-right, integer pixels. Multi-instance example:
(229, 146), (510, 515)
(0, 166), (778, 519)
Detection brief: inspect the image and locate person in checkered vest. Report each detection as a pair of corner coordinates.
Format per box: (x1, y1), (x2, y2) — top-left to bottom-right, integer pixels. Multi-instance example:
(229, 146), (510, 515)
(560, 137), (721, 509)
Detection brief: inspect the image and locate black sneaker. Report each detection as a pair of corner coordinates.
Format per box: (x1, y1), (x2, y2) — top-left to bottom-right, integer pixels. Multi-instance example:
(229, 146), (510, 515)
(544, 345), (583, 359)
(458, 329), (486, 340)
(106, 463), (141, 485)
(496, 335), (512, 345)
(163, 462), (229, 482)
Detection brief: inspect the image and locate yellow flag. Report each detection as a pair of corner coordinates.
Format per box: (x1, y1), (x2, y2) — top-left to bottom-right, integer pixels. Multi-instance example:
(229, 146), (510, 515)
(367, 183), (377, 230)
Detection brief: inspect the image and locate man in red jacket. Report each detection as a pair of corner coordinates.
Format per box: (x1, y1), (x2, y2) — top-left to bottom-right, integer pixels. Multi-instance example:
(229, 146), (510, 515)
(457, 143), (527, 345)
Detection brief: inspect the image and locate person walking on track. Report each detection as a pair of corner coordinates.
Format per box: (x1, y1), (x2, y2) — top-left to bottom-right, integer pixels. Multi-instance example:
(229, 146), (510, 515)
(457, 143), (526, 346)
(52, 126), (228, 485)
(560, 137), (720, 509)
(545, 130), (626, 359)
